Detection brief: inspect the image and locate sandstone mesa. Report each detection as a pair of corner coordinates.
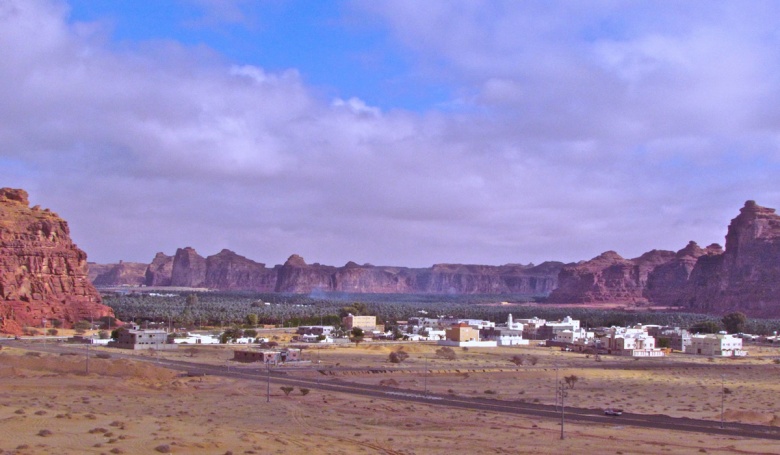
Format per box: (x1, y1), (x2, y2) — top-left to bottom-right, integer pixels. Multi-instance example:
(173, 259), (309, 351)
(0, 188), (114, 334)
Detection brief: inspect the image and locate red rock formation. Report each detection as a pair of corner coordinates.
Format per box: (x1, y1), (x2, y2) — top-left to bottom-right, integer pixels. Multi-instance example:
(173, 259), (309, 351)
(547, 250), (675, 303)
(94, 251), (563, 295)
(145, 252), (174, 286)
(275, 255), (336, 292)
(644, 241), (722, 305)
(89, 261), (147, 286)
(0, 188), (113, 334)
(204, 249), (276, 291)
(170, 247), (207, 288)
(681, 201), (780, 315)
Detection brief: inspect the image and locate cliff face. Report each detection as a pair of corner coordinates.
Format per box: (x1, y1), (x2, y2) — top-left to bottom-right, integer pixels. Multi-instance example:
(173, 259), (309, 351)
(548, 201), (780, 316)
(680, 201), (780, 315)
(89, 261), (147, 286)
(170, 247), (207, 288)
(204, 249), (276, 291)
(145, 252), (174, 286)
(0, 188), (113, 334)
(546, 251), (666, 303)
(93, 253), (562, 295)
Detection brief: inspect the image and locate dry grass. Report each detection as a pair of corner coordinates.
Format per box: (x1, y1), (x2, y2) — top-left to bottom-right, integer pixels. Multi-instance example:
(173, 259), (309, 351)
(1, 337), (779, 454)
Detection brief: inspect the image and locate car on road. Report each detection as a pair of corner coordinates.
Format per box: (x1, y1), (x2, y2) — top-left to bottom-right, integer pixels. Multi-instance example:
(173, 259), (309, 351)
(604, 408), (623, 416)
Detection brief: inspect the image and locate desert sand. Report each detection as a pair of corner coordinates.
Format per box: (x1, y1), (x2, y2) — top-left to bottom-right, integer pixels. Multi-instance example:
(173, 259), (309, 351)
(1, 336), (780, 454)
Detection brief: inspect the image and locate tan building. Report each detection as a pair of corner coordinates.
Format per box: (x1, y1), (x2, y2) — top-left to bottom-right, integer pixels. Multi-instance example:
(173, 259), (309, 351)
(342, 314), (377, 331)
(445, 323), (480, 342)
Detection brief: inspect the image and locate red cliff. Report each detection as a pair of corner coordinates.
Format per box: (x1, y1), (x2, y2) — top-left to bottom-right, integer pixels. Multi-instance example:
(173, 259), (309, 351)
(0, 188), (113, 334)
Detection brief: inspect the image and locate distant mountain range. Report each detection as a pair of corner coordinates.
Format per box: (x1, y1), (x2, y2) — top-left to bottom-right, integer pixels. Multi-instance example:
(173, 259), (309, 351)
(89, 200), (780, 317)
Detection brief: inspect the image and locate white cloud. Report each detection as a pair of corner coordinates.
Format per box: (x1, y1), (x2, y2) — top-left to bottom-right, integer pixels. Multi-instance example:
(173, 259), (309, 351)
(2, 0), (780, 268)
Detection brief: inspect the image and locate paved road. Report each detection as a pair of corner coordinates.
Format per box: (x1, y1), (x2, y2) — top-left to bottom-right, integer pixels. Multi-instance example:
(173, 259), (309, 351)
(10, 340), (780, 441)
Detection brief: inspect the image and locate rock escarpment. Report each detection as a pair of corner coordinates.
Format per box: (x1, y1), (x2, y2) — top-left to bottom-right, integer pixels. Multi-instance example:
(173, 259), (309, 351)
(0, 188), (113, 334)
(679, 201), (780, 315)
(89, 261), (147, 286)
(549, 201), (780, 316)
(145, 252), (174, 286)
(93, 252), (563, 296)
(546, 250), (676, 303)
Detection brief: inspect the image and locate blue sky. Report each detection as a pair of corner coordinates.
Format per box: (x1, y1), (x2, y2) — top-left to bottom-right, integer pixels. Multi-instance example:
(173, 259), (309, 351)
(66, 0), (443, 111)
(3, 0), (780, 267)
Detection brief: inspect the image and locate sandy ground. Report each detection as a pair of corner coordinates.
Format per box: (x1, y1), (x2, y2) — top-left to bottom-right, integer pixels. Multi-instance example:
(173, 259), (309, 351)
(1, 337), (780, 454)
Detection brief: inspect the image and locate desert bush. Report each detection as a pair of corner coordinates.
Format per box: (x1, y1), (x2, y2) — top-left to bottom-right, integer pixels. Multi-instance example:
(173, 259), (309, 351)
(484, 390), (496, 394)
(435, 347), (457, 360)
(96, 353), (111, 359)
(47, 328), (58, 336)
(564, 375), (579, 389)
(154, 444), (170, 453)
(280, 386), (294, 396)
(388, 350), (409, 363)
(509, 355), (524, 366)
(300, 388), (310, 396)
(37, 429), (52, 437)
(25, 351), (41, 357)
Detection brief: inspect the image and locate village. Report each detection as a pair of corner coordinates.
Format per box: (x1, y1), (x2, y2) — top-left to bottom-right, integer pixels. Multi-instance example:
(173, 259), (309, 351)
(73, 312), (751, 362)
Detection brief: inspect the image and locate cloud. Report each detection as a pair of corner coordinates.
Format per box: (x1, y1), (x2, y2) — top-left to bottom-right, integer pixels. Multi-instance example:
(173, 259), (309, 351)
(2, 0), (780, 268)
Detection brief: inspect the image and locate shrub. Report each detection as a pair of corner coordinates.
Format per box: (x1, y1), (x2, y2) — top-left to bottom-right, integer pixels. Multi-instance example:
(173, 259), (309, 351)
(47, 328), (58, 336)
(96, 353), (111, 359)
(300, 388), (310, 396)
(509, 355), (524, 366)
(389, 350), (409, 363)
(280, 386), (294, 396)
(435, 347), (457, 360)
(37, 429), (52, 437)
(154, 444), (171, 453)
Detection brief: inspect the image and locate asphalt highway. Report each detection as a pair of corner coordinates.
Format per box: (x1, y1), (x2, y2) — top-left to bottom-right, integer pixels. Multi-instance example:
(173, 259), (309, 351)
(8, 340), (780, 441)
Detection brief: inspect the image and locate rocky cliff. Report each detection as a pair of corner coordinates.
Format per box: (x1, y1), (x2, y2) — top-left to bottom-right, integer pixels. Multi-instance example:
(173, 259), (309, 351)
(145, 252), (174, 286)
(678, 201), (780, 315)
(88, 261), (147, 286)
(0, 188), (113, 334)
(92, 252), (563, 296)
(546, 251), (671, 303)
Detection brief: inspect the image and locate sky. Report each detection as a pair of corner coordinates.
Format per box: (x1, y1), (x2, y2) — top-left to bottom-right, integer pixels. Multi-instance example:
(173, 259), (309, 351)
(3, 0), (780, 268)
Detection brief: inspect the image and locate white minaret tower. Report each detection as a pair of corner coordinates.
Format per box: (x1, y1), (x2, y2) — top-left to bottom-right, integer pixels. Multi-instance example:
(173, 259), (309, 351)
(507, 313), (514, 329)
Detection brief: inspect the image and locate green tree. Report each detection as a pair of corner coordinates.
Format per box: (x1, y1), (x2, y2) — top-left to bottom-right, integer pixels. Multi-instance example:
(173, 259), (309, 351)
(220, 326), (244, 344)
(722, 312), (747, 334)
(691, 320), (721, 334)
(246, 313), (259, 327)
(350, 327), (365, 346)
(185, 293), (199, 307)
(73, 320), (91, 334)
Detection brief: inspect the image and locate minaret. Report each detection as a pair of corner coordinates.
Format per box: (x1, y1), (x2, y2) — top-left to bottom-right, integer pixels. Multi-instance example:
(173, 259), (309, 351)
(507, 313), (513, 329)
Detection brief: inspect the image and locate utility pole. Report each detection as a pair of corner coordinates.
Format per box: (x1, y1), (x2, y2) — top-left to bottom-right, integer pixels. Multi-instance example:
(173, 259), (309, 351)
(266, 360), (271, 403)
(559, 380), (566, 440)
(720, 374), (725, 429)
(424, 354), (428, 395)
(85, 343), (90, 375)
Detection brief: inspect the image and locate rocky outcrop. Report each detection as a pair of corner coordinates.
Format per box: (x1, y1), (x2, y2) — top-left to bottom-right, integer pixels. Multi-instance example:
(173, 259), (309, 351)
(145, 252), (174, 286)
(204, 249), (276, 291)
(0, 188), (113, 334)
(92, 252), (563, 296)
(170, 247), (207, 288)
(89, 261), (147, 286)
(679, 201), (780, 315)
(644, 241), (722, 305)
(546, 251), (663, 303)
(275, 255), (337, 292)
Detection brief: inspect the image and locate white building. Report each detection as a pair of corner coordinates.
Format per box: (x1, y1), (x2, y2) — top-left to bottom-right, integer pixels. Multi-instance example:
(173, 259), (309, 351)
(689, 333), (747, 357)
(606, 327), (664, 357)
(172, 333), (221, 344)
